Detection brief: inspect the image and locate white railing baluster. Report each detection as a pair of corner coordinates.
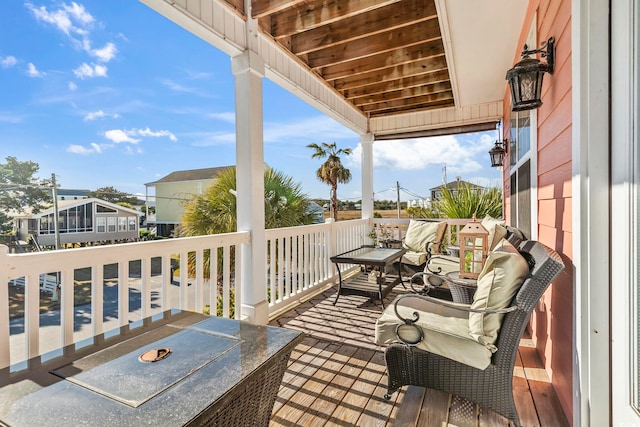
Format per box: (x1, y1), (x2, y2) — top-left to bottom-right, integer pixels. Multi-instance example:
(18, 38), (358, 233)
(195, 250), (204, 314)
(0, 246), (10, 369)
(179, 251), (188, 311)
(141, 257), (151, 319)
(25, 274), (39, 361)
(222, 245), (230, 318)
(161, 256), (170, 313)
(234, 245), (241, 320)
(118, 261), (129, 329)
(61, 268), (73, 348)
(210, 246), (219, 317)
(278, 237), (284, 301)
(91, 264), (104, 339)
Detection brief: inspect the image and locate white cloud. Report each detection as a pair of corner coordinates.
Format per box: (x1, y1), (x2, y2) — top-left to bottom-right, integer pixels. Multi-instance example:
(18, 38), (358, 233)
(73, 62), (107, 79)
(26, 1), (93, 36)
(1, 56), (17, 68)
(190, 131), (236, 146)
(84, 110), (120, 121)
(136, 127), (177, 142)
(104, 127), (177, 144)
(88, 42), (117, 62)
(104, 129), (139, 144)
(209, 112), (236, 124)
(66, 142), (107, 154)
(350, 133), (491, 174)
(68, 81), (77, 91)
(26, 62), (45, 77)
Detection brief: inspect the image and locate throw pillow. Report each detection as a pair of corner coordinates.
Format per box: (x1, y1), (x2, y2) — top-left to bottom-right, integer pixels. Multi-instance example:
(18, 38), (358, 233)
(481, 215), (508, 251)
(402, 220), (444, 253)
(468, 239), (530, 350)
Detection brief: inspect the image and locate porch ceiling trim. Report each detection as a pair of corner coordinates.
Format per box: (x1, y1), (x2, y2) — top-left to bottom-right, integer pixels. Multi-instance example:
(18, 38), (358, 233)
(369, 100), (503, 138)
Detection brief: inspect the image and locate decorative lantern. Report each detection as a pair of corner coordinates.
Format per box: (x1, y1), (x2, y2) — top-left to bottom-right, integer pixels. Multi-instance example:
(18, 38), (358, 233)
(489, 139), (507, 167)
(458, 216), (489, 279)
(506, 37), (555, 112)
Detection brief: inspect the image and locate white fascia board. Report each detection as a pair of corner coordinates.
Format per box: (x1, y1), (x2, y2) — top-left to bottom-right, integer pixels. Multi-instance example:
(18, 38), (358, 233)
(140, 0), (246, 57)
(369, 100), (503, 137)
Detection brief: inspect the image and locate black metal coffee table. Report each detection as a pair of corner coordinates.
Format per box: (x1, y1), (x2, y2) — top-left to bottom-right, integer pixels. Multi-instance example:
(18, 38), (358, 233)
(330, 246), (406, 308)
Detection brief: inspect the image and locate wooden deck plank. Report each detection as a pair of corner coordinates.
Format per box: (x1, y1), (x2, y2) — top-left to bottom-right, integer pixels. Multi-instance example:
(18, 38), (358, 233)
(417, 388), (452, 427)
(294, 344), (360, 425)
(271, 342), (343, 425)
(356, 351), (400, 426)
(519, 346), (570, 427)
(393, 386), (425, 427)
(512, 349), (541, 427)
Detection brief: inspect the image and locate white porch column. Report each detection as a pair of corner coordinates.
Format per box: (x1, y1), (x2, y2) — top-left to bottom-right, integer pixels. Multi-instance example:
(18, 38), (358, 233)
(232, 50), (268, 324)
(360, 133), (374, 219)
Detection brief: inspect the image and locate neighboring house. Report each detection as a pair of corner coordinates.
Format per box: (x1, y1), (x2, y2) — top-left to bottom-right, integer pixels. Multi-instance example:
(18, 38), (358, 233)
(145, 166), (233, 237)
(306, 202), (324, 224)
(13, 198), (140, 247)
(429, 177), (485, 201)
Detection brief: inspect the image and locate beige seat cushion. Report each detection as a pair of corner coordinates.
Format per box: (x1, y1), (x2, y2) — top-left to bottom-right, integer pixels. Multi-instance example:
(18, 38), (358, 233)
(468, 239), (529, 350)
(401, 251), (427, 266)
(481, 215), (508, 251)
(375, 296), (493, 370)
(402, 220), (446, 255)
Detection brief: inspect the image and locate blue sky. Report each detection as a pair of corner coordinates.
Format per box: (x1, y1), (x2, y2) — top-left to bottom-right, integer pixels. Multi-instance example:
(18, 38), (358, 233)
(0, 1), (502, 203)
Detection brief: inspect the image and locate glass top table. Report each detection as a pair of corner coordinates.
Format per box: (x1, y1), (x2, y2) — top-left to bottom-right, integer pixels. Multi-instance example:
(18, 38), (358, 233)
(330, 246), (406, 308)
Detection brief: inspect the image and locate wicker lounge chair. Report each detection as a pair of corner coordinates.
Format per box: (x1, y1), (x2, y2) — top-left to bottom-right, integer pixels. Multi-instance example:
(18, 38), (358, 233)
(375, 240), (564, 427)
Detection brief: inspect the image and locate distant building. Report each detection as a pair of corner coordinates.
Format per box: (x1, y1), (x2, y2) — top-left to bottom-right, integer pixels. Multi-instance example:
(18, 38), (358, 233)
(13, 198), (140, 247)
(307, 202), (325, 224)
(145, 166), (233, 237)
(429, 176), (485, 201)
(52, 188), (90, 201)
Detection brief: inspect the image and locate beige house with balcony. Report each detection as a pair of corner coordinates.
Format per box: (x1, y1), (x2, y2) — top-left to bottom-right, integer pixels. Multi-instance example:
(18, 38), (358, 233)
(145, 166), (232, 237)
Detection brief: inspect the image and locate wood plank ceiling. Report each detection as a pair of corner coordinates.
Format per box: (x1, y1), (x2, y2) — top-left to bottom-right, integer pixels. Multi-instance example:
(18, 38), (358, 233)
(226, 0), (453, 118)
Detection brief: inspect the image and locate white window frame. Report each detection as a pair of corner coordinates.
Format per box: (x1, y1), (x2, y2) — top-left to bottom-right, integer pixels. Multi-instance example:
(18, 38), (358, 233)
(107, 217), (117, 233)
(96, 217), (106, 233)
(508, 19), (538, 240)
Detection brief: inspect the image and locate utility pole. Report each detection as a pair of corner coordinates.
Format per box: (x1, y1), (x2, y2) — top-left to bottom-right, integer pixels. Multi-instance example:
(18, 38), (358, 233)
(396, 181), (401, 219)
(51, 173), (61, 250)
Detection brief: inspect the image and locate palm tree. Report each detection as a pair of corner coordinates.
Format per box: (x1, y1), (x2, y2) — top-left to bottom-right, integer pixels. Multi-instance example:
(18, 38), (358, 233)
(307, 142), (352, 221)
(180, 166), (313, 237)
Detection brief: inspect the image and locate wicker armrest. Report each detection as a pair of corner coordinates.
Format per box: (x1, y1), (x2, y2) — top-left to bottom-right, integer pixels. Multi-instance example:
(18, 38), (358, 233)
(390, 293), (517, 346)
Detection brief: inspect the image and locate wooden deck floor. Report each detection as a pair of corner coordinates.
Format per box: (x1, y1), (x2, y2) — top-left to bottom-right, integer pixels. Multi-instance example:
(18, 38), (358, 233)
(269, 285), (569, 427)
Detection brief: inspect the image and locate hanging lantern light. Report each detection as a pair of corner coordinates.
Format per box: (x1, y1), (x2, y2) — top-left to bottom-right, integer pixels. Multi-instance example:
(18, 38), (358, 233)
(458, 216), (489, 279)
(506, 37), (555, 111)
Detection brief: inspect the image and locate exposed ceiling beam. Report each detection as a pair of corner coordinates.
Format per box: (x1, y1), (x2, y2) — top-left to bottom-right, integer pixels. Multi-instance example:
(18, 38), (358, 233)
(320, 40), (444, 81)
(304, 19), (441, 68)
(341, 70), (451, 99)
(289, 0), (436, 55)
(251, 0), (306, 19)
(361, 91), (454, 113)
(332, 55), (448, 91)
(351, 81), (452, 106)
(368, 99), (454, 117)
(269, 0), (403, 38)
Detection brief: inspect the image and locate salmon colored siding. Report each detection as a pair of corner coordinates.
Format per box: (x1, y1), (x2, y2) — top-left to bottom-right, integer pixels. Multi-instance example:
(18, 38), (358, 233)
(504, 0), (573, 423)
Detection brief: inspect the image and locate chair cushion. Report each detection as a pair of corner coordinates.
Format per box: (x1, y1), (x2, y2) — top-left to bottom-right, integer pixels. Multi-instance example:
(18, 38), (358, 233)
(401, 250), (427, 266)
(481, 215), (507, 251)
(403, 220), (446, 253)
(375, 296), (493, 370)
(468, 239), (530, 350)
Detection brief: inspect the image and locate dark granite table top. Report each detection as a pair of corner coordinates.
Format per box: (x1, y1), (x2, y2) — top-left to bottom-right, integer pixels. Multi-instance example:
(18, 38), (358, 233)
(0, 311), (303, 426)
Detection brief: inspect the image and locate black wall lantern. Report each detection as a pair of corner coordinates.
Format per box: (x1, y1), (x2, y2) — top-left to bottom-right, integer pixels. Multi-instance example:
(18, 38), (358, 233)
(489, 139), (507, 167)
(506, 37), (555, 111)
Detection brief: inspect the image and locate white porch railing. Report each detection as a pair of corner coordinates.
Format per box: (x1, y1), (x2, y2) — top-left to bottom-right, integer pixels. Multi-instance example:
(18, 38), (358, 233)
(1, 231), (249, 372)
(1, 216), (469, 373)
